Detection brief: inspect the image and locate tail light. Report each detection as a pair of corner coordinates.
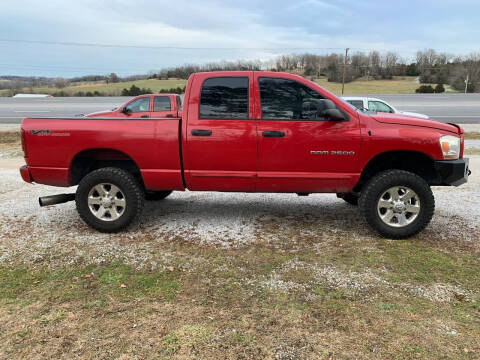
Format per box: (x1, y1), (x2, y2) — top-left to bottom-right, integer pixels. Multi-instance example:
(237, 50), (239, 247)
(21, 128), (28, 157)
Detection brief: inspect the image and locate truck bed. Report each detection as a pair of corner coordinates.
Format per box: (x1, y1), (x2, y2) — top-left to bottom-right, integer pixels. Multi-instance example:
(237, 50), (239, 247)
(21, 117), (185, 190)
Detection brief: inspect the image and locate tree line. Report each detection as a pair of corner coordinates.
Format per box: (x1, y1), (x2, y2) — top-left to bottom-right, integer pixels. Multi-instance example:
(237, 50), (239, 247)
(148, 49), (479, 92)
(2, 49), (480, 95)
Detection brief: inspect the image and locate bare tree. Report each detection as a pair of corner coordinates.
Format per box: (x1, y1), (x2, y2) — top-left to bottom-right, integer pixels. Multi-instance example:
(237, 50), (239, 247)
(54, 77), (67, 88)
(449, 52), (480, 92)
(8, 78), (24, 95)
(109, 73), (120, 83)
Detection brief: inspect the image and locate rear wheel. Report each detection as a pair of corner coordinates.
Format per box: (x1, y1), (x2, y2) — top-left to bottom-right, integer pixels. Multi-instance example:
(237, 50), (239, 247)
(359, 170), (434, 239)
(76, 167), (144, 232)
(145, 190), (173, 201)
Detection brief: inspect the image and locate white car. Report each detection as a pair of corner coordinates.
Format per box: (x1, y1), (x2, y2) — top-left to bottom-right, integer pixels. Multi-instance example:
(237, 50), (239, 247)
(341, 96), (429, 119)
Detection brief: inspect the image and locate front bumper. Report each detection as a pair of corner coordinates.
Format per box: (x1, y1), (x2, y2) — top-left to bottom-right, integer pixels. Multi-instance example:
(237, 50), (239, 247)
(433, 158), (470, 186)
(19, 165), (33, 183)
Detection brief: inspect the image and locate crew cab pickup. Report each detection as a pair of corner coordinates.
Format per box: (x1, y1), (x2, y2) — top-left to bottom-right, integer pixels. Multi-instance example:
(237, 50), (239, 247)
(85, 93), (182, 119)
(19, 71), (470, 238)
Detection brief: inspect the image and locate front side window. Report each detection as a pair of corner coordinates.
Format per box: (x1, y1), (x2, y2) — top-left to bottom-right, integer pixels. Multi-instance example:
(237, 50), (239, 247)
(258, 77), (324, 120)
(199, 77), (249, 119)
(125, 97), (150, 113)
(154, 96), (171, 111)
(368, 100), (393, 113)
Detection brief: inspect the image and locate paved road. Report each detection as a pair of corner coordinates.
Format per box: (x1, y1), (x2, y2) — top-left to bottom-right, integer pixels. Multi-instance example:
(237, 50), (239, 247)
(1, 93), (480, 124)
(0, 97), (131, 123)
(359, 94), (480, 124)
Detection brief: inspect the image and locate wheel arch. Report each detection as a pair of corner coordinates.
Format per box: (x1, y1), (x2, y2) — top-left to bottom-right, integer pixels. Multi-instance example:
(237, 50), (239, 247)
(354, 150), (437, 192)
(69, 148), (143, 186)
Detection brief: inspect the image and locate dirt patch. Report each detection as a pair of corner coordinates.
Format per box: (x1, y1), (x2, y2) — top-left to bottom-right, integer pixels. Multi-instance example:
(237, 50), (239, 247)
(0, 131), (20, 144)
(465, 148), (480, 155)
(464, 132), (480, 140)
(0, 131), (21, 158)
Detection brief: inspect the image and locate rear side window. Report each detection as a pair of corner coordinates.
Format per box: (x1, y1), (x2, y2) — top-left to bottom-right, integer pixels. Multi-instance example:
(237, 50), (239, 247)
(347, 100), (364, 110)
(258, 77), (324, 120)
(154, 96), (171, 111)
(199, 77), (249, 119)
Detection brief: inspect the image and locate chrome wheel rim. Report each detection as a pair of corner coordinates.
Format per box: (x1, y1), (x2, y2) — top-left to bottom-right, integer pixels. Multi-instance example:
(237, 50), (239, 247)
(377, 186), (420, 228)
(87, 183), (126, 221)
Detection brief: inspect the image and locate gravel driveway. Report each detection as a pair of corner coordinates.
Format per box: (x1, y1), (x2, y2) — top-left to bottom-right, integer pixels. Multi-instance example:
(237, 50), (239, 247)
(0, 157), (479, 269)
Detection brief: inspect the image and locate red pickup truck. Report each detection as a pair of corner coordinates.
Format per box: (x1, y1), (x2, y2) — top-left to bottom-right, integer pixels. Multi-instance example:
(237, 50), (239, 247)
(84, 93), (182, 119)
(19, 71), (470, 239)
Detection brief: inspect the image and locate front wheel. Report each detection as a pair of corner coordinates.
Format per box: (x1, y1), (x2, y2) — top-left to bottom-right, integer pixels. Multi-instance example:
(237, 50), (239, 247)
(76, 167), (144, 233)
(359, 170), (435, 239)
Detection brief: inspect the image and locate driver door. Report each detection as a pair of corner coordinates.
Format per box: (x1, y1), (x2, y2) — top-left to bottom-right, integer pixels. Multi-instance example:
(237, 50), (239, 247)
(255, 74), (361, 193)
(120, 96), (151, 118)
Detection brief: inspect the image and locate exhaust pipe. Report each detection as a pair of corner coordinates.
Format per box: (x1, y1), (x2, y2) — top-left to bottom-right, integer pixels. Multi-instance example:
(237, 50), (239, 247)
(39, 193), (76, 207)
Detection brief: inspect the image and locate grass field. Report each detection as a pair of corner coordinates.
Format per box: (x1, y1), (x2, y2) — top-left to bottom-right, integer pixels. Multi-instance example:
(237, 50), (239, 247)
(0, 79), (188, 97)
(0, 76), (456, 97)
(314, 76), (452, 94)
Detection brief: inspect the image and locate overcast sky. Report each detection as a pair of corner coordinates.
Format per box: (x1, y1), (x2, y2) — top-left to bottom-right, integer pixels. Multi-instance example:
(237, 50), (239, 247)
(1, 0), (479, 77)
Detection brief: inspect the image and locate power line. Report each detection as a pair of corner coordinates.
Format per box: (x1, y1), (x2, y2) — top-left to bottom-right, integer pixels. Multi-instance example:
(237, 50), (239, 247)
(0, 38), (349, 51)
(0, 63), (166, 73)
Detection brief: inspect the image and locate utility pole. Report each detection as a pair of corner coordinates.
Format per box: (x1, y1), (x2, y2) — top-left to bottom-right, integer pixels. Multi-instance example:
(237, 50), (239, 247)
(341, 48), (349, 95)
(464, 74), (470, 94)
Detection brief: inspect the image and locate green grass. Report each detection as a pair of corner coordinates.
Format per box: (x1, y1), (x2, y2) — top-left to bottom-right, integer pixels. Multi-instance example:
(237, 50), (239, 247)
(0, 263), (180, 302)
(3, 79), (187, 97)
(314, 76), (457, 94)
(159, 325), (212, 358)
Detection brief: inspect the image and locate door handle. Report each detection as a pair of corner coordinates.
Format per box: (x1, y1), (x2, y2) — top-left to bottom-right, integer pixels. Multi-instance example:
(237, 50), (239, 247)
(166, 114), (174, 118)
(262, 131), (285, 138)
(191, 129), (212, 136)
(140, 115), (149, 118)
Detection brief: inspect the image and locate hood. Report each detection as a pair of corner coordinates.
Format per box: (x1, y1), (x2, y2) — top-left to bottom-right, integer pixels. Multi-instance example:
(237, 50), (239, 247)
(372, 112), (461, 134)
(398, 111), (429, 119)
(85, 109), (116, 117)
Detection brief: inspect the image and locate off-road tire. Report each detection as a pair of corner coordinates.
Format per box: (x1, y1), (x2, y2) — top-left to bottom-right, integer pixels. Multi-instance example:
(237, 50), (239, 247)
(76, 167), (144, 232)
(145, 190), (173, 201)
(359, 170), (435, 239)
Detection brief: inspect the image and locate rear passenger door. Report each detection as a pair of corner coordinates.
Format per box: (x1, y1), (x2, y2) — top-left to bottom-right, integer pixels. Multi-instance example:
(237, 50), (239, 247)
(151, 95), (177, 118)
(183, 73), (256, 191)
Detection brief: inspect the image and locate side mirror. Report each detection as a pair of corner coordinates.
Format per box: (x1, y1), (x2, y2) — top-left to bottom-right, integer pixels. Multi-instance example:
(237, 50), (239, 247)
(323, 108), (346, 121)
(120, 107), (131, 114)
(314, 99), (347, 121)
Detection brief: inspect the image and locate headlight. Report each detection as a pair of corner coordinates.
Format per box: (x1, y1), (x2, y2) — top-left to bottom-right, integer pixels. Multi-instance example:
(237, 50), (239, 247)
(439, 135), (460, 159)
